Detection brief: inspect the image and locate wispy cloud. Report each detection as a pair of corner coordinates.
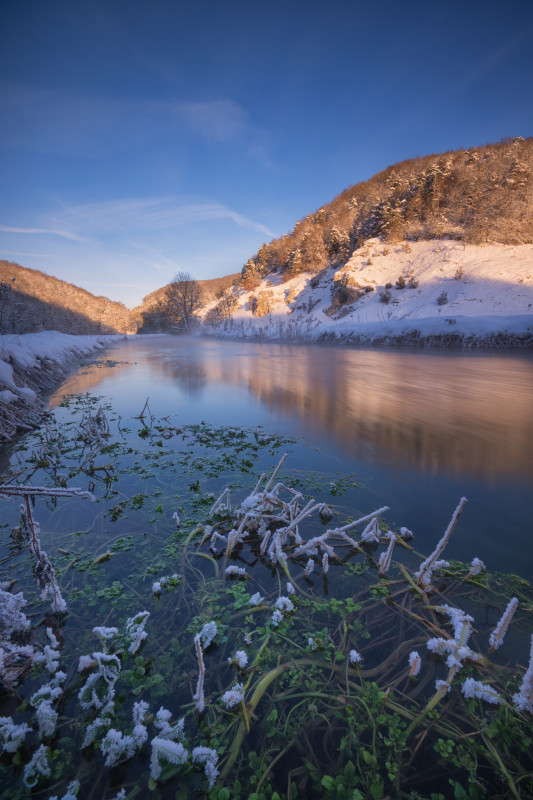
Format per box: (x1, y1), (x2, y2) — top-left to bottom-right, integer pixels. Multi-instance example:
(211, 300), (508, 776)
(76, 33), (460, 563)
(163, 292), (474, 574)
(45, 196), (276, 239)
(0, 250), (55, 258)
(125, 243), (182, 273)
(0, 224), (86, 242)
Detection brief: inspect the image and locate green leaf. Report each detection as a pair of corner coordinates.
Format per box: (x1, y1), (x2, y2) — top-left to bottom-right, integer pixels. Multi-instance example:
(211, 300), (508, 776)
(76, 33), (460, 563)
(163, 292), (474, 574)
(321, 776), (335, 790)
(370, 782), (384, 800)
(344, 760), (356, 780)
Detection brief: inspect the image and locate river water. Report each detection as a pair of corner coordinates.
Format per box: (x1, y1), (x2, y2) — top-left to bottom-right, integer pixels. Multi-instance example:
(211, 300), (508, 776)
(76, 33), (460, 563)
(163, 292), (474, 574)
(52, 334), (533, 579)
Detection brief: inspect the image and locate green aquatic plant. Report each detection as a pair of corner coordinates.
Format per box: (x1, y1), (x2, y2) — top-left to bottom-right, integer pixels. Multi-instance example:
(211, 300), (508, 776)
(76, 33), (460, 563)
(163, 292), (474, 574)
(0, 396), (532, 799)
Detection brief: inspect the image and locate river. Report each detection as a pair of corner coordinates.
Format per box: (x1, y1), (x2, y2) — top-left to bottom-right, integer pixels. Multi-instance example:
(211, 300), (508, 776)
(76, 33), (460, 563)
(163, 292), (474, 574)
(51, 334), (533, 579)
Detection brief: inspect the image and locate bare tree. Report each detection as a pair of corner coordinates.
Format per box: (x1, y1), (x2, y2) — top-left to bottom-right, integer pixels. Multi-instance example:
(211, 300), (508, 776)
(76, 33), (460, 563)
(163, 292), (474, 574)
(164, 271), (202, 332)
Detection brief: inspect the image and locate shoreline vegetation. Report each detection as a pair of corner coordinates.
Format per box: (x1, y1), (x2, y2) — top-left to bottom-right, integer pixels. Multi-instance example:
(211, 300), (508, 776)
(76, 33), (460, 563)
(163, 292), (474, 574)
(0, 395), (532, 799)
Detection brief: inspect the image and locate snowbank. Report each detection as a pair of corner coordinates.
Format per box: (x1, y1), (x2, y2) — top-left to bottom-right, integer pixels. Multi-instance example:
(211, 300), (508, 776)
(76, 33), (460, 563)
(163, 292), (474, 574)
(0, 332), (122, 442)
(201, 239), (533, 348)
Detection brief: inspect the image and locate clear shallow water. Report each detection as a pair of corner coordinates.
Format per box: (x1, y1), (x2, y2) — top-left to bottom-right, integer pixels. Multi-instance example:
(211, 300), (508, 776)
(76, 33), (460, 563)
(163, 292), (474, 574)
(2, 335), (533, 799)
(51, 335), (533, 578)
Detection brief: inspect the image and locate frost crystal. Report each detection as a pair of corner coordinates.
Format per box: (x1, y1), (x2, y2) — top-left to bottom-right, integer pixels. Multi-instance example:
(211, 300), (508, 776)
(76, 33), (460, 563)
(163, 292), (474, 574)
(31, 682), (62, 739)
(378, 532), (395, 576)
(221, 683), (245, 708)
(349, 649), (362, 665)
(92, 626), (118, 642)
(154, 708), (185, 741)
(461, 678), (502, 704)
(150, 738), (188, 781)
(427, 606), (481, 673)
(467, 557), (486, 577)
(360, 518), (380, 543)
(0, 589), (30, 637)
(512, 633), (533, 713)
(78, 654), (94, 672)
(304, 558), (315, 577)
(408, 651), (421, 677)
(228, 650), (248, 668)
(100, 728), (134, 766)
(0, 716), (31, 753)
(78, 652), (120, 711)
(225, 565), (248, 578)
(82, 714), (112, 748)
(275, 596), (294, 613)
(108, 791), (126, 800)
(192, 745), (219, 789)
(198, 621), (217, 649)
(48, 779), (81, 800)
(270, 609), (284, 627)
(23, 744), (51, 788)
(435, 679), (451, 695)
(489, 597), (518, 650)
(249, 592), (264, 606)
(125, 611), (149, 655)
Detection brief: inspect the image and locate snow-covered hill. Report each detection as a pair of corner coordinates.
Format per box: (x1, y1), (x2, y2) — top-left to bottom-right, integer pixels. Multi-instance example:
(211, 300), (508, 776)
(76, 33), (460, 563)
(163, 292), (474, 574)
(200, 239), (533, 347)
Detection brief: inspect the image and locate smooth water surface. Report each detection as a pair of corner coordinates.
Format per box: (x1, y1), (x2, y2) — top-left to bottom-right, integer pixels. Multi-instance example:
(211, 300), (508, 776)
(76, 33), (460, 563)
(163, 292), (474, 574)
(53, 335), (533, 578)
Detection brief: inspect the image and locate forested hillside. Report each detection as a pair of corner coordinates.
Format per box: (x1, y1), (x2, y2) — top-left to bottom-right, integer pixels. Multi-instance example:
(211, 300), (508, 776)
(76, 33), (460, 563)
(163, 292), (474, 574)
(0, 261), (138, 334)
(237, 137), (532, 288)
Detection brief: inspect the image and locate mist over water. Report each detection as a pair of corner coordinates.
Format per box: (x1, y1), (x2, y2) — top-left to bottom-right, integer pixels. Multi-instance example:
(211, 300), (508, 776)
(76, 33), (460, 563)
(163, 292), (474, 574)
(53, 335), (533, 577)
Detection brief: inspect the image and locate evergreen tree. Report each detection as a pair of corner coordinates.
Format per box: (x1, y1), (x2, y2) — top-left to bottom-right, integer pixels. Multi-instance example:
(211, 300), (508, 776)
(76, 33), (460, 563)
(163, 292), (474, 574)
(241, 259), (260, 290)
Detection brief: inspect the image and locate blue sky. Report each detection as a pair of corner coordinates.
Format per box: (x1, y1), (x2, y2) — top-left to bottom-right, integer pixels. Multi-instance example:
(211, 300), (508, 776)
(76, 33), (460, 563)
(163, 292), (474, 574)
(1, 0), (532, 308)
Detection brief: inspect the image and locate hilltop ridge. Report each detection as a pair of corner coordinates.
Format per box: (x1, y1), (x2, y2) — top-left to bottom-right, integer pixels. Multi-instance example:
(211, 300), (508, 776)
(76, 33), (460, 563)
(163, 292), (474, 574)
(198, 138), (533, 346)
(0, 261), (138, 334)
(1, 138), (532, 345)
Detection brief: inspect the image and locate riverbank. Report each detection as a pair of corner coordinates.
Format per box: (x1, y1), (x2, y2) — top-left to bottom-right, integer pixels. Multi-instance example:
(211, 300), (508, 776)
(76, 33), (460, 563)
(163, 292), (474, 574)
(0, 331), (123, 442)
(200, 239), (533, 348)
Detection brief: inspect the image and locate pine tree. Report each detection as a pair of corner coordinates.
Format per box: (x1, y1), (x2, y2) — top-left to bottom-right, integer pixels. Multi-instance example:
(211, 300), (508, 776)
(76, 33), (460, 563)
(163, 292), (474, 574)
(241, 259), (260, 290)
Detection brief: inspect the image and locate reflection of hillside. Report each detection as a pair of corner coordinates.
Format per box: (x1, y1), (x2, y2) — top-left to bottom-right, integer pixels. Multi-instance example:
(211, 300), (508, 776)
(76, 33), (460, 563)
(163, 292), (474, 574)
(49, 361), (135, 405)
(51, 337), (533, 479)
(195, 344), (533, 479)
(157, 354), (207, 395)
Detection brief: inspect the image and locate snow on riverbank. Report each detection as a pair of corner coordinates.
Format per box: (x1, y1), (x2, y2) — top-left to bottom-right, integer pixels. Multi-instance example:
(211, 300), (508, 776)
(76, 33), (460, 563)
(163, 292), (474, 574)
(201, 239), (533, 347)
(0, 332), (122, 441)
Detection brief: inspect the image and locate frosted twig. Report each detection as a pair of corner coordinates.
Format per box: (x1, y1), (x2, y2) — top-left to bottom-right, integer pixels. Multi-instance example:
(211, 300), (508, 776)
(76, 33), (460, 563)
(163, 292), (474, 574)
(193, 635), (206, 713)
(489, 597), (518, 652)
(208, 488), (231, 519)
(513, 634), (533, 713)
(0, 485), (94, 500)
(378, 533), (396, 577)
(415, 497), (467, 590)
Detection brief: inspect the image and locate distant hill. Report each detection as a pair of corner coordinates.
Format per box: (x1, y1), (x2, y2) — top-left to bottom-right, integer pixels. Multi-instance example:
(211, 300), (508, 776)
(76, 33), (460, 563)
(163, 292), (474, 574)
(2, 138), (531, 343)
(0, 261), (138, 335)
(134, 273), (239, 332)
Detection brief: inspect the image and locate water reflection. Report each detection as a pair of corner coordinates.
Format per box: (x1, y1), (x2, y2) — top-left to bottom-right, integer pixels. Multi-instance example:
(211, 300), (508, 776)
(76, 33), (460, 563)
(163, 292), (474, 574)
(52, 336), (533, 480)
